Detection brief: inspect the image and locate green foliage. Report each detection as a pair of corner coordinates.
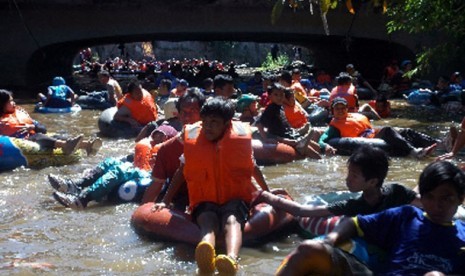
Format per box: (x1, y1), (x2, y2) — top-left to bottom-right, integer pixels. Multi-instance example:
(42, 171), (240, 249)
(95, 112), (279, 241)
(260, 53), (290, 70)
(387, 0), (465, 75)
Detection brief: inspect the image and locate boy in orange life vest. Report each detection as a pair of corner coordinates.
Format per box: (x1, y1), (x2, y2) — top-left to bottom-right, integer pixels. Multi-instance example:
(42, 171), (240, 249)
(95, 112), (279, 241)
(114, 79), (158, 128)
(153, 97), (270, 274)
(319, 97), (436, 158)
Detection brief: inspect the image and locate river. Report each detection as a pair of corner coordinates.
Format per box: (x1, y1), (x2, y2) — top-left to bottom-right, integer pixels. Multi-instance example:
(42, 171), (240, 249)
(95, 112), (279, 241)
(0, 101), (463, 275)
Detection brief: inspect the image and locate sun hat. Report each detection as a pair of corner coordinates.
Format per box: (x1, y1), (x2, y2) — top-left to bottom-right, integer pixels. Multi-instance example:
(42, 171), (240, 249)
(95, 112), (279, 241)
(151, 124), (178, 139)
(331, 97), (348, 108)
(236, 94), (259, 112)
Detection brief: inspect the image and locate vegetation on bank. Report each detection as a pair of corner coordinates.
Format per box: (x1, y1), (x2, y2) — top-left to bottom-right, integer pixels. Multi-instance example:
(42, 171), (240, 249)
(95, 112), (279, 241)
(272, 0), (465, 77)
(260, 53), (290, 71)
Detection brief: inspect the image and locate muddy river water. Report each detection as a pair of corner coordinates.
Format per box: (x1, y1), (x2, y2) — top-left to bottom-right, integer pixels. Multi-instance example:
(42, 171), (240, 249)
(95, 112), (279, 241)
(1, 101), (463, 275)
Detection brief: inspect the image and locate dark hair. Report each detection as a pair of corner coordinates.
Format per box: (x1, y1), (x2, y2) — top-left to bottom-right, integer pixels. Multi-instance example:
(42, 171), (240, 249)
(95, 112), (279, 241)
(176, 87), (206, 112)
(279, 71), (292, 85)
(419, 161), (465, 197)
(267, 82), (286, 94)
(200, 97), (235, 122)
(336, 72), (352, 85)
(347, 145), (389, 187)
(97, 70), (111, 78)
(263, 74), (277, 82)
(213, 74), (233, 89)
(375, 94), (388, 103)
(127, 79), (141, 93)
(202, 78), (213, 88)
(292, 68), (301, 75)
(159, 79), (172, 90)
(0, 89), (13, 116)
(284, 87), (294, 98)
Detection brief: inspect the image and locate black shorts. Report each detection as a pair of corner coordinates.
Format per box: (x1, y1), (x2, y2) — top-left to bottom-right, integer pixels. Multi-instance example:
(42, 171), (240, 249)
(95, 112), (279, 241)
(192, 199), (250, 227)
(322, 243), (373, 276)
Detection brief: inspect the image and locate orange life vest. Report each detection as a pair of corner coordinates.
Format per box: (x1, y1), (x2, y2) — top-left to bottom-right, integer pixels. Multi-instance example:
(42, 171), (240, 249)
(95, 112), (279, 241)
(330, 84), (358, 112)
(291, 81), (309, 105)
(133, 137), (162, 171)
(0, 107), (35, 138)
(329, 113), (375, 138)
(183, 121), (256, 209)
(284, 102), (308, 129)
(117, 90), (158, 125)
(369, 100), (391, 118)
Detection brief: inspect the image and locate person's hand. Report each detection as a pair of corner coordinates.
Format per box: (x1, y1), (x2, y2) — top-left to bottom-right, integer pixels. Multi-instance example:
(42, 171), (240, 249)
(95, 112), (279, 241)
(250, 190), (265, 206)
(14, 124), (34, 136)
(270, 188), (288, 196)
(150, 202), (167, 212)
(325, 145), (337, 156)
(435, 152), (454, 161)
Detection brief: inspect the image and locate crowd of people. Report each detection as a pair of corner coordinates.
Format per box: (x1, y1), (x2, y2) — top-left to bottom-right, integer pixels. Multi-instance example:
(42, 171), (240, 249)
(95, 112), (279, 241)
(3, 53), (465, 275)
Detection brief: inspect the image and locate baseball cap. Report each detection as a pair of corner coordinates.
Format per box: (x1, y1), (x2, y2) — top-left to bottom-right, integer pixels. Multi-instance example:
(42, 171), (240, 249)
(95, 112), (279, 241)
(331, 97), (348, 108)
(178, 79), (189, 87)
(163, 98), (179, 120)
(236, 94), (258, 112)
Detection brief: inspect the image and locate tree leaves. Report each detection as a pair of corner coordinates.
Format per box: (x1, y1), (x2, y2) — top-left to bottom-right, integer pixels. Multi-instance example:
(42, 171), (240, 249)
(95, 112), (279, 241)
(271, 0), (285, 25)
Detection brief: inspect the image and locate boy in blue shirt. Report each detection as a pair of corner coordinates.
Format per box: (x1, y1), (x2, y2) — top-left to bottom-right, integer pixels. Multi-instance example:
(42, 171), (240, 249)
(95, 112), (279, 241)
(276, 160), (465, 275)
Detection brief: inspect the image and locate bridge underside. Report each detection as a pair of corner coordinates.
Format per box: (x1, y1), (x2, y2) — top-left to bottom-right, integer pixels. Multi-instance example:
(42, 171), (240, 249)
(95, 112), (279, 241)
(29, 34), (412, 90)
(1, 1), (417, 97)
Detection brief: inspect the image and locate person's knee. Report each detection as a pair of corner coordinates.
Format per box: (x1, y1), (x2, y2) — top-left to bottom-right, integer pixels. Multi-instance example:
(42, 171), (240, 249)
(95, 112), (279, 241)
(295, 240), (327, 257)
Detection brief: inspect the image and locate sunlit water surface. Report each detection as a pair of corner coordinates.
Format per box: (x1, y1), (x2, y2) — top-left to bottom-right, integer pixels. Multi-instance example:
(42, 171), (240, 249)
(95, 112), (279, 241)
(1, 101), (463, 275)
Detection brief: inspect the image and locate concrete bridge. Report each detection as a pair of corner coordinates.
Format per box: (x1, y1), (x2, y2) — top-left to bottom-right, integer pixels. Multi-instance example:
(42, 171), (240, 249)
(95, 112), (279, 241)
(1, 0), (420, 97)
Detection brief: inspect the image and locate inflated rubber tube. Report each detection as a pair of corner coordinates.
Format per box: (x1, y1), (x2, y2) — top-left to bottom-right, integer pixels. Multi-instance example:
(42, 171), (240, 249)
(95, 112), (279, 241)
(327, 137), (391, 156)
(34, 104), (82, 114)
(298, 191), (360, 237)
(252, 139), (303, 166)
(98, 107), (141, 138)
(356, 87), (375, 100)
(307, 106), (330, 127)
(76, 92), (113, 110)
(407, 89), (432, 105)
(131, 191), (296, 246)
(0, 136), (81, 172)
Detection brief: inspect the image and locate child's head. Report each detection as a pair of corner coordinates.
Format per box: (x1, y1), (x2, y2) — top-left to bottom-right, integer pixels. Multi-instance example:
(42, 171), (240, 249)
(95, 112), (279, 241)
(236, 94), (259, 115)
(213, 74), (235, 98)
(159, 79), (172, 94)
(126, 79), (143, 100)
(200, 97), (235, 142)
(0, 89), (14, 116)
(336, 72), (352, 86)
(283, 87), (295, 106)
(375, 94), (389, 111)
(346, 145), (389, 189)
(279, 71), (292, 86)
(419, 161), (465, 223)
(150, 124), (178, 145)
(267, 83), (286, 105)
(177, 87), (206, 125)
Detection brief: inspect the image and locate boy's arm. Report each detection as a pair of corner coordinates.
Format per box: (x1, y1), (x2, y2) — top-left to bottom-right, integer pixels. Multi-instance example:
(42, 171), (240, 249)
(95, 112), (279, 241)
(324, 217), (357, 246)
(152, 165), (185, 211)
(141, 178), (165, 203)
(256, 123), (268, 140)
(252, 164), (270, 191)
(257, 191), (333, 217)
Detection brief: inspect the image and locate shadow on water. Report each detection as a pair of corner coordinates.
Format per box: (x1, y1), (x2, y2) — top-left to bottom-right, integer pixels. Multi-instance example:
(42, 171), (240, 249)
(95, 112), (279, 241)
(1, 101), (465, 274)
